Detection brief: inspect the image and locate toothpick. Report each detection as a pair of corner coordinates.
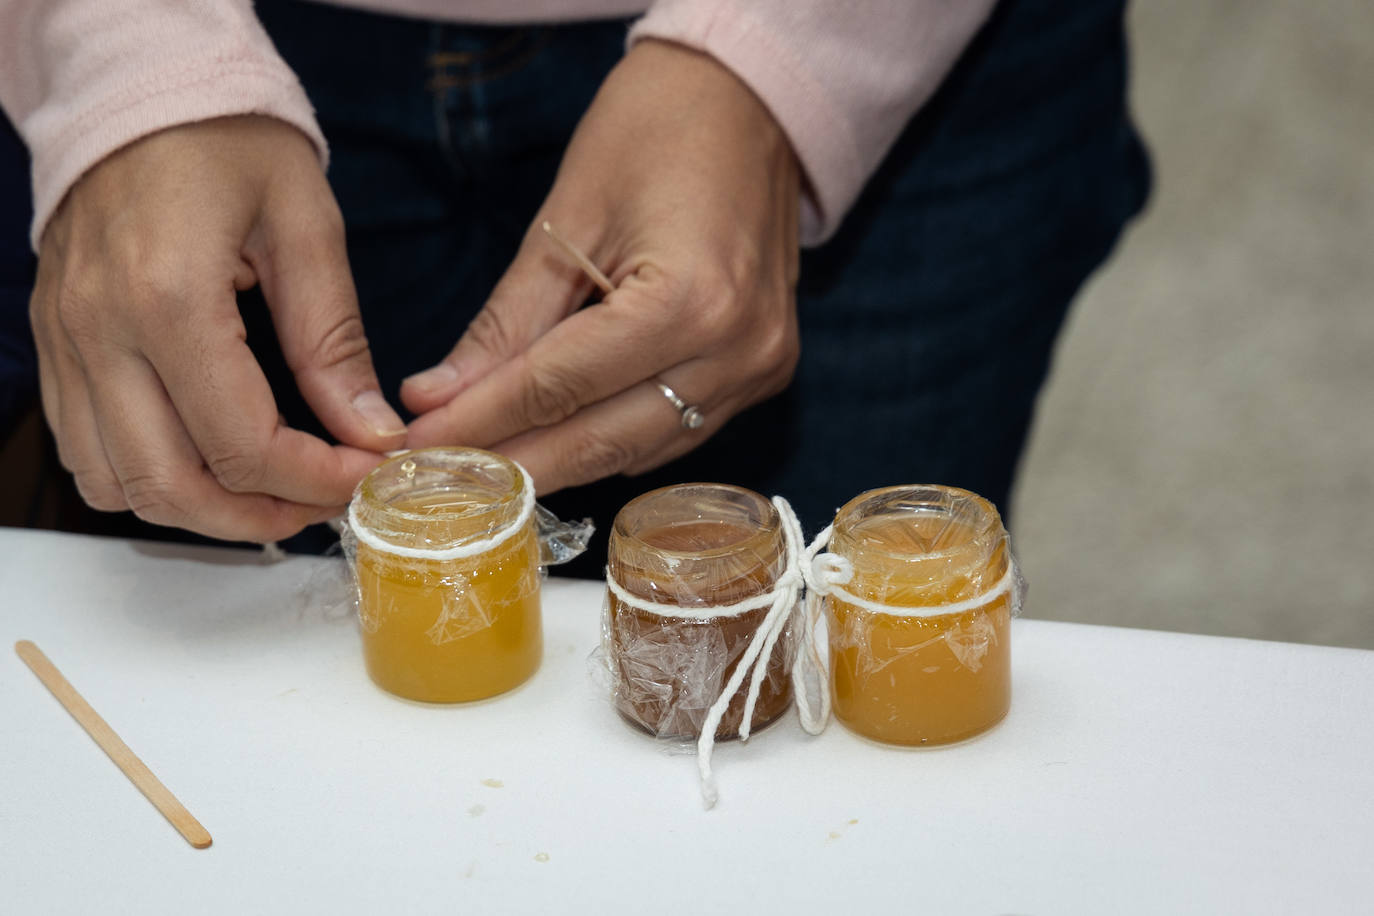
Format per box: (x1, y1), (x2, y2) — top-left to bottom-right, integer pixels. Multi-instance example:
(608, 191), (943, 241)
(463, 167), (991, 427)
(15, 640), (213, 849)
(541, 220), (615, 295)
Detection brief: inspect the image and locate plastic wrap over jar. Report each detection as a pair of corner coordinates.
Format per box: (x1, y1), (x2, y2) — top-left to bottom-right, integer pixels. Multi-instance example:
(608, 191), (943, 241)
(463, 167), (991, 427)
(602, 484), (799, 741)
(344, 447), (591, 703)
(815, 485), (1025, 746)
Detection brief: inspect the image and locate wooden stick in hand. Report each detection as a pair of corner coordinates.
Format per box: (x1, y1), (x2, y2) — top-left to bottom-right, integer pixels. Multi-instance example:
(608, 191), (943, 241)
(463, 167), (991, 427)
(15, 640), (213, 849)
(541, 220), (616, 295)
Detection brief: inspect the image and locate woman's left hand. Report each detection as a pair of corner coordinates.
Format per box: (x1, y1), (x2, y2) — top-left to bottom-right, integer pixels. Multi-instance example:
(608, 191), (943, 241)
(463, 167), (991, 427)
(401, 39), (801, 493)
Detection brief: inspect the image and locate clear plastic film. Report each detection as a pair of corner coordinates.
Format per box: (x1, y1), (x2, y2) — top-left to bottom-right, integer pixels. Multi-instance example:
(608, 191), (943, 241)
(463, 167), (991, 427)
(807, 485), (1026, 746)
(342, 448), (590, 703)
(595, 484), (815, 809)
(596, 484), (800, 746)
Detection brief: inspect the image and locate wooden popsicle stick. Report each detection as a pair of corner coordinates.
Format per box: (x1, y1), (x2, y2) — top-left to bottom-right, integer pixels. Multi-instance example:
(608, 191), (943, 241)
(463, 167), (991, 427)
(14, 640), (213, 850)
(541, 220), (616, 295)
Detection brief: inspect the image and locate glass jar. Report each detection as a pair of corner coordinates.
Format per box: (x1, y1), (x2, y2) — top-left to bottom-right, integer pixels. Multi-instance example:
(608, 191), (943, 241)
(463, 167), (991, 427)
(823, 485), (1016, 746)
(348, 447), (541, 703)
(605, 483), (796, 740)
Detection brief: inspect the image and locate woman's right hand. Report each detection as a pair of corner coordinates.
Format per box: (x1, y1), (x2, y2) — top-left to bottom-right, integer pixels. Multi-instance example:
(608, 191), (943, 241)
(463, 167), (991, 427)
(30, 115), (404, 541)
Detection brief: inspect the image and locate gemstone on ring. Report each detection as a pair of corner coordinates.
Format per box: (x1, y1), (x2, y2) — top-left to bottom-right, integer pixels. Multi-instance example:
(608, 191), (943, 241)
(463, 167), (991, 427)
(655, 381), (705, 430)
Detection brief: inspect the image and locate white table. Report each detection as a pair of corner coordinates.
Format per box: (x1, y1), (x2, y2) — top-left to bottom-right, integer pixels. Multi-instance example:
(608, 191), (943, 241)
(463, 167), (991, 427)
(2, 528), (1371, 914)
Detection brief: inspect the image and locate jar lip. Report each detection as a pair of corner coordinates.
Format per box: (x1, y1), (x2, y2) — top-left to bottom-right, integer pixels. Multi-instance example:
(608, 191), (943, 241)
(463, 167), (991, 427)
(611, 482), (780, 560)
(831, 484), (1002, 562)
(355, 447), (526, 526)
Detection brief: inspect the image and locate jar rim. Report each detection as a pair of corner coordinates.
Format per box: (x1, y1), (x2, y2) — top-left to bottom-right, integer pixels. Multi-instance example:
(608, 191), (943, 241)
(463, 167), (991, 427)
(355, 447), (526, 527)
(611, 482), (780, 560)
(830, 484), (1003, 562)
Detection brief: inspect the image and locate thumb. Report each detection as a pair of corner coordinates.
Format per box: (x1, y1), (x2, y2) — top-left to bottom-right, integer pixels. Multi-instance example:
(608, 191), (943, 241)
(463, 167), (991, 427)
(400, 219), (597, 415)
(252, 194), (406, 452)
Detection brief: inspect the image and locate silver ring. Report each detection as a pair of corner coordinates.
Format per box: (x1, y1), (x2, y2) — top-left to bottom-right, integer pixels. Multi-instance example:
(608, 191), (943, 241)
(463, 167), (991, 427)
(655, 381), (705, 430)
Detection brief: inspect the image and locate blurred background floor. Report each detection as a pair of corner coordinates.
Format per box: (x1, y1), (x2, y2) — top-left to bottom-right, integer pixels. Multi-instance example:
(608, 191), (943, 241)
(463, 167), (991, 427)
(1012, 0), (1374, 647)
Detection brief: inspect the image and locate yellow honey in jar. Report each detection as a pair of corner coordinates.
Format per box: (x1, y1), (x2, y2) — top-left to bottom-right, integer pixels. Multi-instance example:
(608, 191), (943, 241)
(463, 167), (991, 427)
(348, 448), (541, 703)
(824, 485), (1016, 746)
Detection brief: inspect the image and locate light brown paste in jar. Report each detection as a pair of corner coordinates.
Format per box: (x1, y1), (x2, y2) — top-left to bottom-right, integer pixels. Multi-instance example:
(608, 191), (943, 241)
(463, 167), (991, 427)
(606, 489), (796, 740)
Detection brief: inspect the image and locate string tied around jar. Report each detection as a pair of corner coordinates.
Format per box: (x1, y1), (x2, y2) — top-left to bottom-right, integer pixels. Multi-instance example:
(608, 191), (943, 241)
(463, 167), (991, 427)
(798, 526), (1026, 736)
(692, 495), (807, 809)
(343, 450), (592, 643)
(603, 495), (808, 810)
(346, 461), (537, 561)
(789, 523), (843, 738)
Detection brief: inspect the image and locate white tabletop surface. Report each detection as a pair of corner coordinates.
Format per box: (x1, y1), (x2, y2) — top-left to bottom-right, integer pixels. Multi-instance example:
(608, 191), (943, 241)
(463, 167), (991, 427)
(2, 527), (1371, 914)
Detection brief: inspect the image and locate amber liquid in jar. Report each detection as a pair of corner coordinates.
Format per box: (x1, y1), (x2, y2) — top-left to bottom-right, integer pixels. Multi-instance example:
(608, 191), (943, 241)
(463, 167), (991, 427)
(606, 484), (795, 741)
(350, 448), (541, 703)
(826, 485), (1013, 746)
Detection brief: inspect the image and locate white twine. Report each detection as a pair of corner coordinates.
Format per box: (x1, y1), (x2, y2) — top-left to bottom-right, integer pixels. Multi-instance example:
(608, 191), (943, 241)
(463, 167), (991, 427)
(605, 572), (787, 620)
(607, 494), (1027, 807)
(611, 499), (1020, 810)
(808, 548), (1017, 619)
(792, 525), (838, 738)
(346, 465), (536, 561)
(692, 496), (806, 809)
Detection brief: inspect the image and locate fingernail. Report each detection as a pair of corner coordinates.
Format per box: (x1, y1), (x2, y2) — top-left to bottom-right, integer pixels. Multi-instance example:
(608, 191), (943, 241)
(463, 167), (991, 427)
(403, 363), (459, 393)
(352, 390), (406, 438)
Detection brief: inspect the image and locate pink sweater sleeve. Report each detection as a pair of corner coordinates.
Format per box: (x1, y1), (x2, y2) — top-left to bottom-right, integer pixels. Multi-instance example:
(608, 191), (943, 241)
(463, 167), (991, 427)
(1, 0), (995, 251)
(629, 0), (997, 246)
(0, 0), (325, 250)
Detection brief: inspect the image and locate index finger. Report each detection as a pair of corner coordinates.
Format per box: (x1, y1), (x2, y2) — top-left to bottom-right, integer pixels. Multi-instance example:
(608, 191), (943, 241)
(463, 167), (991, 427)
(406, 278), (700, 450)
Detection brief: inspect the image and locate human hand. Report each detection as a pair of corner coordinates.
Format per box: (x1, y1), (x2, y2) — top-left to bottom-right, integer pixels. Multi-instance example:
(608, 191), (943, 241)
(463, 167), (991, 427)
(31, 116), (404, 541)
(402, 39), (801, 493)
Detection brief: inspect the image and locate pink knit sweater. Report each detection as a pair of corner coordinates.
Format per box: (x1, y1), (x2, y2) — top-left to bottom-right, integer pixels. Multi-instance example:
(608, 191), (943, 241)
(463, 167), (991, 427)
(0, 0), (995, 249)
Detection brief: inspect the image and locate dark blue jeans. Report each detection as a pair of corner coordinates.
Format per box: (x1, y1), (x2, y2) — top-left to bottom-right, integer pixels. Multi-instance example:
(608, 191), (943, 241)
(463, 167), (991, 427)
(0, 113), (37, 434)
(248, 0), (1150, 570)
